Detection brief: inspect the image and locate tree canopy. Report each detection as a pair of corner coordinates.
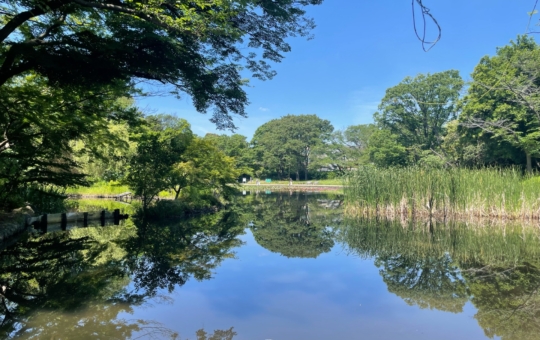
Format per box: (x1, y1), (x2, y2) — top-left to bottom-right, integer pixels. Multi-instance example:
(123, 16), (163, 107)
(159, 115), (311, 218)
(251, 114), (333, 180)
(459, 35), (540, 172)
(375, 70), (464, 151)
(0, 0), (323, 129)
(0, 76), (137, 209)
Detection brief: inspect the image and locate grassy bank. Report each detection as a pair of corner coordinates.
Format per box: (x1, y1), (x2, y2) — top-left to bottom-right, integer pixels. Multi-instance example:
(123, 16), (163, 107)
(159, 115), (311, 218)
(66, 181), (174, 198)
(265, 179), (343, 185)
(66, 181), (129, 195)
(344, 166), (540, 221)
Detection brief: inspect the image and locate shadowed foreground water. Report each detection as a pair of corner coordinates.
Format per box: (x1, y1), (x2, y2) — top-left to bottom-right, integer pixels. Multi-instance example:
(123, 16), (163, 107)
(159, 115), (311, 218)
(1, 192), (539, 339)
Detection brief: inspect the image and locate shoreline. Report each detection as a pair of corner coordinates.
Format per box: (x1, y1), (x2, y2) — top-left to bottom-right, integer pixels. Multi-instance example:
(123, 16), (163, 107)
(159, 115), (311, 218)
(343, 202), (540, 226)
(67, 184), (344, 199)
(240, 184), (343, 192)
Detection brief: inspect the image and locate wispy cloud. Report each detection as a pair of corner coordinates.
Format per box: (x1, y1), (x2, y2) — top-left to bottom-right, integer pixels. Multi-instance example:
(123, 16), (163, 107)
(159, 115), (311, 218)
(258, 107), (270, 112)
(348, 88), (382, 124)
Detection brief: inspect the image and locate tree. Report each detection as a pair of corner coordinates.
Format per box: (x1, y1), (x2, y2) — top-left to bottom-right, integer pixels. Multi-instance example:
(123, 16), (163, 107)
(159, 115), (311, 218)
(0, 75), (137, 209)
(71, 120), (137, 182)
(375, 70), (464, 152)
(124, 115), (193, 209)
(310, 124), (376, 174)
(343, 124), (377, 151)
(0, 0), (323, 130)
(251, 114), (333, 180)
(203, 133), (252, 172)
(367, 129), (408, 167)
(171, 137), (241, 201)
(459, 36), (540, 173)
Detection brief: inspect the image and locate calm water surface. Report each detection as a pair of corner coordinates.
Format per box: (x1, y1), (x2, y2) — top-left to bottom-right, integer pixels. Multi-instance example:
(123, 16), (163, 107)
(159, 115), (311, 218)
(1, 193), (539, 339)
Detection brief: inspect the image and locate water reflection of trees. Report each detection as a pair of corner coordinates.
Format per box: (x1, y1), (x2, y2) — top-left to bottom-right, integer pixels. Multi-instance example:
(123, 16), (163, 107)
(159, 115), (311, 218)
(248, 193), (342, 258)
(0, 208), (245, 339)
(340, 218), (540, 339)
(376, 253), (468, 313)
(121, 210), (244, 297)
(463, 264), (540, 340)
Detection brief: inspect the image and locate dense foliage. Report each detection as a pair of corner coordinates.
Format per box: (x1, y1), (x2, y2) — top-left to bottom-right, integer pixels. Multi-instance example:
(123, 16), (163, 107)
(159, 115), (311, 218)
(0, 0), (324, 210)
(0, 0), (323, 129)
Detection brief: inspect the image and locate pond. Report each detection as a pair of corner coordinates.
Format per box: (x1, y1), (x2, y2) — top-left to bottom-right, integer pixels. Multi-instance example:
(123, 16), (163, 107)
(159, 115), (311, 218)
(1, 192), (539, 339)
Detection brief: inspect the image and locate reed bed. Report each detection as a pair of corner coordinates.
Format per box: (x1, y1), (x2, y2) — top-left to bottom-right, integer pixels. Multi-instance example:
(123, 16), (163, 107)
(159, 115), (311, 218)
(344, 167), (540, 222)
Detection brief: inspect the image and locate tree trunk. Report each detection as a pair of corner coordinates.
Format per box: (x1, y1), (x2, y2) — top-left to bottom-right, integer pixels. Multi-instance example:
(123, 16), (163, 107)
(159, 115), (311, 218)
(296, 170), (299, 181)
(526, 151), (533, 174)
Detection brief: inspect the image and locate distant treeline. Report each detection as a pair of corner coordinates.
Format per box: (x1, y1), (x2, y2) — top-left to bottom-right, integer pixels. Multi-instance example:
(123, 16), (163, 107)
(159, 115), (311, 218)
(3, 33), (540, 211)
(203, 36), (540, 180)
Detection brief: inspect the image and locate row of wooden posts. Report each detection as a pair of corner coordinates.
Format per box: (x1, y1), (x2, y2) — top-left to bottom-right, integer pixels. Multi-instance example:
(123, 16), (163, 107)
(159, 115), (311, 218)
(26, 209), (129, 232)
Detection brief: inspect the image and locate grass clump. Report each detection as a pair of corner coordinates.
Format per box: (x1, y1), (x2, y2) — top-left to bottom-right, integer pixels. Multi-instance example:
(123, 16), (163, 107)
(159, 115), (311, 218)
(344, 166), (540, 221)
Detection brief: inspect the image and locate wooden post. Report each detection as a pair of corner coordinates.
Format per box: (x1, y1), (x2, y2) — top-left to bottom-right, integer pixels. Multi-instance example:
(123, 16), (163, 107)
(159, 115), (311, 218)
(61, 213), (67, 231)
(100, 210), (105, 226)
(113, 209), (120, 225)
(83, 212), (88, 227)
(40, 214), (48, 233)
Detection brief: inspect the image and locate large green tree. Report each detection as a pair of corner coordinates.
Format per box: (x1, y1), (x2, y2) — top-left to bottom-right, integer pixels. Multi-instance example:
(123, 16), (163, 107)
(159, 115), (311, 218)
(251, 114), (333, 180)
(0, 0), (323, 129)
(459, 36), (540, 173)
(375, 70), (464, 152)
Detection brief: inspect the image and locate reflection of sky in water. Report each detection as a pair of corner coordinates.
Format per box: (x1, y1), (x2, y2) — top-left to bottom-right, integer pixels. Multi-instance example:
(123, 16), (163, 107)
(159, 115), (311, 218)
(124, 230), (492, 340)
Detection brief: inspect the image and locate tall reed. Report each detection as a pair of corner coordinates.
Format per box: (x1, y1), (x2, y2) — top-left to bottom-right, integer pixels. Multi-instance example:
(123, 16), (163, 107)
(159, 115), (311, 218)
(344, 166), (540, 221)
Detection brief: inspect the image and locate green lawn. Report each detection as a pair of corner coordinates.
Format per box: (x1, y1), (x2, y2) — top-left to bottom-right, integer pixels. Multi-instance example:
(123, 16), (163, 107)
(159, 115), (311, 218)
(66, 181), (130, 195)
(66, 181), (174, 198)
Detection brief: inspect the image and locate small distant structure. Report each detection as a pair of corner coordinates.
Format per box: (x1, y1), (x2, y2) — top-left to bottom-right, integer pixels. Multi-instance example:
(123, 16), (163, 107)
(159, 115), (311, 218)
(238, 174), (251, 183)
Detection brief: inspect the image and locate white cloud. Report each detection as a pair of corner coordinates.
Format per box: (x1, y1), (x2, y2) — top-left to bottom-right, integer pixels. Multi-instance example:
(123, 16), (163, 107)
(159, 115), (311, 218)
(348, 88), (382, 125)
(258, 107), (270, 112)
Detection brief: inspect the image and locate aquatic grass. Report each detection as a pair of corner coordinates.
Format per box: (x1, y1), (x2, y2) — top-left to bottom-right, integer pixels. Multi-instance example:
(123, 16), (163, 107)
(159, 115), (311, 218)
(344, 166), (540, 221)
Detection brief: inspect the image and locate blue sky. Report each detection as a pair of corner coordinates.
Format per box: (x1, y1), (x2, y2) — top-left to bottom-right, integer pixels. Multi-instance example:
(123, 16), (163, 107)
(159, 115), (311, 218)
(137, 0), (537, 139)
